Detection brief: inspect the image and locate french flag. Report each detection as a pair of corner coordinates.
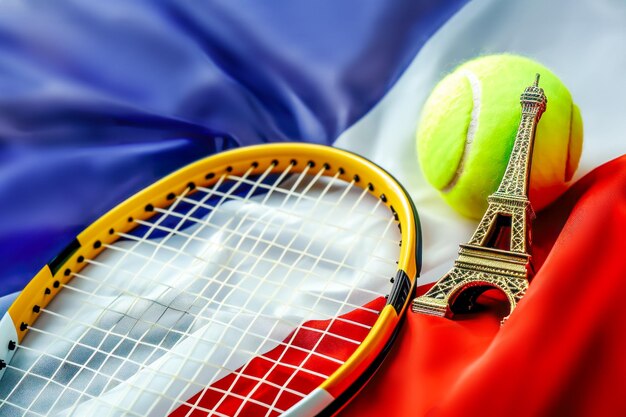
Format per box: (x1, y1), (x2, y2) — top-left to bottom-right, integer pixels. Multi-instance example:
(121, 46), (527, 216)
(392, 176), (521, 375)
(1, 0), (626, 416)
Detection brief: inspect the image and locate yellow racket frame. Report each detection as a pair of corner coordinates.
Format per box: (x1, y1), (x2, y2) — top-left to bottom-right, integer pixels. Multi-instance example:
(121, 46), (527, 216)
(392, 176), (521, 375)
(3, 143), (420, 412)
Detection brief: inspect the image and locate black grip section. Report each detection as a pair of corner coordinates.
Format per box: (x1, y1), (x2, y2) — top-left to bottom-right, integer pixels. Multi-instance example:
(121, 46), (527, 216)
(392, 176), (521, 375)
(388, 269), (411, 314)
(48, 238), (81, 276)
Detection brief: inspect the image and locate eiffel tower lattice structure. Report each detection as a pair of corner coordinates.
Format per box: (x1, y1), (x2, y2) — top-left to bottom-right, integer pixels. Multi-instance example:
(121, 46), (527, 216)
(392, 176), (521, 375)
(412, 74), (547, 321)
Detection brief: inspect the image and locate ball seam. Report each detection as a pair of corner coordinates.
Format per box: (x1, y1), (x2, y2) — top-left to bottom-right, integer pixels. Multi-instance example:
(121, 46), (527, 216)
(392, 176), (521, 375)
(442, 69), (481, 193)
(564, 101), (574, 182)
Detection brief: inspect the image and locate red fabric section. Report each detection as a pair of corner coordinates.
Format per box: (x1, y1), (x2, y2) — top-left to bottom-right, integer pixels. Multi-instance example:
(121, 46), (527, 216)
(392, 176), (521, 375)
(340, 155), (626, 417)
(170, 297), (385, 417)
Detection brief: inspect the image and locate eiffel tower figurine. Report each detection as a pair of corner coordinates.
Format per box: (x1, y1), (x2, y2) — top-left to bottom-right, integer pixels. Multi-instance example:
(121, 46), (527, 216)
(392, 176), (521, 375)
(412, 73), (547, 322)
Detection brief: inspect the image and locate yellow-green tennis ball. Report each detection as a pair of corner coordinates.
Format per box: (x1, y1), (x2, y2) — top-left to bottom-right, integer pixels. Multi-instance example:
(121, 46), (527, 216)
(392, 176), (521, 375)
(417, 54), (583, 219)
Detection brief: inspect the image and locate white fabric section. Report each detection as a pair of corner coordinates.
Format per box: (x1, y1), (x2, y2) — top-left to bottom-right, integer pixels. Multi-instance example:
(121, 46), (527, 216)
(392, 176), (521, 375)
(335, 0), (626, 285)
(1, 174), (399, 416)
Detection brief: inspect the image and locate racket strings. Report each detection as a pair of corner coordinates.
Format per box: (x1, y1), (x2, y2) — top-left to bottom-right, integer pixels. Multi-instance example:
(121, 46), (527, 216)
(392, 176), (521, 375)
(184, 173), (395, 417)
(64, 165), (386, 412)
(22, 317), (336, 389)
(129, 162), (386, 417)
(3, 165), (336, 412)
(1, 168), (241, 416)
(152, 163), (344, 416)
(262, 213), (398, 417)
(190, 181), (393, 227)
(11, 337), (312, 408)
(3, 359), (286, 417)
(156, 164), (365, 416)
(249, 198), (397, 417)
(144, 205), (399, 259)
(111, 160), (322, 416)
(36, 303), (350, 371)
(48, 276), (366, 357)
(109, 229), (393, 301)
(59, 164), (266, 416)
(0, 184), (187, 414)
(1, 160), (401, 417)
(73, 261), (378, 329)
(3, 161), (273, 415)
(29, 163), (288, 416)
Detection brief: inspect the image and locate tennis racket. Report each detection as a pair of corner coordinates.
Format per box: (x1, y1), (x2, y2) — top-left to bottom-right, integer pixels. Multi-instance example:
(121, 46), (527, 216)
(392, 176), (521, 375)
(0, 143), (420, 417)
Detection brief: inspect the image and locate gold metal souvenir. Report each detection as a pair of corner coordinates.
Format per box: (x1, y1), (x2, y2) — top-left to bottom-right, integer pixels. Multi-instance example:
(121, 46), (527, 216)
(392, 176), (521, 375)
(412, 74), (547, 322)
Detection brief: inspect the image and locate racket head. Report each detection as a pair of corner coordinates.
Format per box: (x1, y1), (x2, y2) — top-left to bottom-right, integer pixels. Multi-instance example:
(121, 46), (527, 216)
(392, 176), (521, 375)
(0, 143), (420, 416)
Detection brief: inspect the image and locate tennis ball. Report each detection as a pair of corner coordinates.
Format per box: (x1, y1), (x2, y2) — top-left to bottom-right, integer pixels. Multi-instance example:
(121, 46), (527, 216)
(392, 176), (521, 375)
(417, 54), (583, 219)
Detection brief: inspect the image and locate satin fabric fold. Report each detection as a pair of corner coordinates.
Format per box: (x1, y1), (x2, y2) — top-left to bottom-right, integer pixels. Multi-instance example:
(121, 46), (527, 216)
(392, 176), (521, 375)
(0, 0), (467, 296)
(341, 154), (626, 417)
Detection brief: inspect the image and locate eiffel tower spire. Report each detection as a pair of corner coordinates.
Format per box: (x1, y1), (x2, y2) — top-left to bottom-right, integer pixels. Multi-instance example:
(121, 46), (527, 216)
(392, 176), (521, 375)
(412, 74), (547, 321)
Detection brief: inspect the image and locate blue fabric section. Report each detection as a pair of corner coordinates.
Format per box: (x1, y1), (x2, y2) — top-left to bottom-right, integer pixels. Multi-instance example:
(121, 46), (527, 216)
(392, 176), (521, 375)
(0, 0), (468, 296)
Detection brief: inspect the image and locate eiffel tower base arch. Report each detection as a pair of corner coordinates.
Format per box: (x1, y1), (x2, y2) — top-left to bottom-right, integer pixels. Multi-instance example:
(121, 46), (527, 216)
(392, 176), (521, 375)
(413, 263), (529, 323)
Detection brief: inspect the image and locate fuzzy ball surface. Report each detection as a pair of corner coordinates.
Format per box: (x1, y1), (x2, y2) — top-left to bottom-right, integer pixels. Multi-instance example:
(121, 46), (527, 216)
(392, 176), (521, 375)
(417, 54), (583, 219)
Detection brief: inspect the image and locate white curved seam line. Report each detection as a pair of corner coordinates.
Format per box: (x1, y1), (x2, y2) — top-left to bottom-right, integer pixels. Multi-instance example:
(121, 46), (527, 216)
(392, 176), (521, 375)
(442, 69), (481, 193)
(564, 101), (574, 182)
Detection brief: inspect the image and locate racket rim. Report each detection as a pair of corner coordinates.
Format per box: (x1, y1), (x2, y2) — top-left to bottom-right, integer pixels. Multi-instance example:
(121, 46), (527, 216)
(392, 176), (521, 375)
(0, 142), (421, 416)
